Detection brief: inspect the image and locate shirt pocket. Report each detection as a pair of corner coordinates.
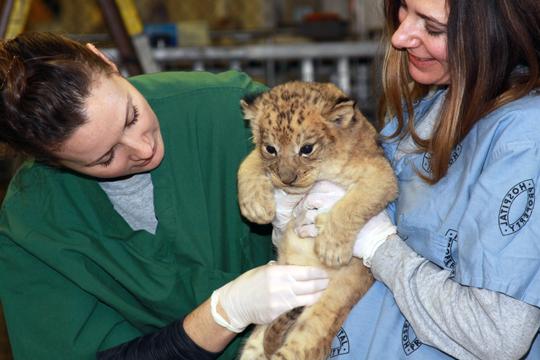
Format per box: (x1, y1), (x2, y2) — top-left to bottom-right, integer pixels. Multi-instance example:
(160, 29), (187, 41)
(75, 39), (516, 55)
(397, 219), (450, 270)
(396, 169), (460, 270)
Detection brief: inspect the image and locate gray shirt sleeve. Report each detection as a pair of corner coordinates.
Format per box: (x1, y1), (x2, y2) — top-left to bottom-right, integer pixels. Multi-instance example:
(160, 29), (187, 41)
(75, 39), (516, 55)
(371, 235), (540, 360)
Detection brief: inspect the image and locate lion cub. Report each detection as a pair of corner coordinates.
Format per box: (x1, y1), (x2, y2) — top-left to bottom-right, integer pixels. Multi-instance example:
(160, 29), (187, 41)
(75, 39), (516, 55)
(237, 81), (397, 359)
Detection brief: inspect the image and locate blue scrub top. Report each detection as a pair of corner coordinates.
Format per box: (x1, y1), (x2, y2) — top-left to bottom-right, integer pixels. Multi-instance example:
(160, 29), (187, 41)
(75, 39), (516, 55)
(328, 88), (540, 359)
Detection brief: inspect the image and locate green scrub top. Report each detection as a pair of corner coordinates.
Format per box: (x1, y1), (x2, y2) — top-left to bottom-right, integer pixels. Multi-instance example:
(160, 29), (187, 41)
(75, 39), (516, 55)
(0, 71), (273, 359)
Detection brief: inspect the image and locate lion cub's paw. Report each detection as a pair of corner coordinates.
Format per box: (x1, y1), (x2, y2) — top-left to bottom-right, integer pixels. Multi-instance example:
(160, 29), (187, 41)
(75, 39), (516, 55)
(315, 232), (353, 268)
(239, 185), (276, 224)
(314, 213), (354, 267)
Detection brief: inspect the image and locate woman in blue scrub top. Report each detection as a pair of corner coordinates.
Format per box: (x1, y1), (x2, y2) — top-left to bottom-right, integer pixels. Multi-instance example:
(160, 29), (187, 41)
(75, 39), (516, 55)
(284, 0), (540, 358)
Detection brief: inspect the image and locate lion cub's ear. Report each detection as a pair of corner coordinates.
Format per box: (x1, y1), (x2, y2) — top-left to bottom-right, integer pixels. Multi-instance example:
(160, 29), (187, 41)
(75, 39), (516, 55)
(326, 98), (356, 128)
(240, 99), (257, 121)
(241, 97), (262, 144)
(241, 91), (264, 122)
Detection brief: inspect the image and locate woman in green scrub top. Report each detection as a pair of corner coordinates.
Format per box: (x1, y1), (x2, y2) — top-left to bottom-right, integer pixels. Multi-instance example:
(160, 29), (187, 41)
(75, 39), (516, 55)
(0, 32), (328, 360)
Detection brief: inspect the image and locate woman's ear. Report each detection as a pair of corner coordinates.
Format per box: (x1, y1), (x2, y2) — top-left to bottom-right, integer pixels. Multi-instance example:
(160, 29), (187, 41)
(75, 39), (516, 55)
(85, 43), (119, 73)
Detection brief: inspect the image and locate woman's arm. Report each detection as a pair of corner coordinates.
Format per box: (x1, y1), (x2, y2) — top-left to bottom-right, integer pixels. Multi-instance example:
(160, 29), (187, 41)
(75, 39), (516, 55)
(372, 235), (540, 359)
(291, 179), (540, 359)
(183, 299), (236, 352)
(97, 263), (329, 359)
(96, 301), (232, 360)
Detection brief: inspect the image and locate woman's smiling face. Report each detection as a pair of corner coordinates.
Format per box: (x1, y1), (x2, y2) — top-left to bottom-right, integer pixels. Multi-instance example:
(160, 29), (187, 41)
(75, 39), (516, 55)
(392, 0), (450, 85)
(55, 73), (165, 179)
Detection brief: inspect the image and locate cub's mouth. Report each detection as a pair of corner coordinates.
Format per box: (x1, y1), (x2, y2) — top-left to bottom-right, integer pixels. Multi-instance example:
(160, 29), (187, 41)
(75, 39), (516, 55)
(280, 185), (312, 195)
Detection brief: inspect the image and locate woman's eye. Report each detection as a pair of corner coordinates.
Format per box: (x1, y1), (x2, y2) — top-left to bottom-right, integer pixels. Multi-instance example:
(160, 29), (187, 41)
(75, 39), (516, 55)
(99, 152), (115, 167)
(127, 105), (140, 128)
(265, 145), (277, 155)
(426, 27), (446, 37)
(299, 144), (313, 155)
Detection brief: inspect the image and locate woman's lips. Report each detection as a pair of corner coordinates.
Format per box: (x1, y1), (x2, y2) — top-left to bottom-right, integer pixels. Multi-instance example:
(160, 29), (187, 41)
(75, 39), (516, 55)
(408, 52), (436, 68)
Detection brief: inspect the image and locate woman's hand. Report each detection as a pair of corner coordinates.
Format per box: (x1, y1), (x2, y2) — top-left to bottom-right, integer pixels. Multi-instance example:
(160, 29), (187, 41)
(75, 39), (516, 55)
(291, 181), (397, 267)
(292, 181), (346, 238)
(211, 263), (329, 332)
(272, 181), (346, 244)
(271, 188), (304, 246)
(352, 210), (396, 267)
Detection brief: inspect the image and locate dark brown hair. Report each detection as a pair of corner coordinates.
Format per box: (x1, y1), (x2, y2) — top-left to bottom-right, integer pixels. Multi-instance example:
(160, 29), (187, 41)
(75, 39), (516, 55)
(378, 0), (540, 183)
(0, 32), (114, 163)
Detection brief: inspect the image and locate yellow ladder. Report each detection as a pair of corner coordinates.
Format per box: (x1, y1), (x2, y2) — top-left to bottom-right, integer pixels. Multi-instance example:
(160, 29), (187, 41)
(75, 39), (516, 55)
(0, 0), (160, 75)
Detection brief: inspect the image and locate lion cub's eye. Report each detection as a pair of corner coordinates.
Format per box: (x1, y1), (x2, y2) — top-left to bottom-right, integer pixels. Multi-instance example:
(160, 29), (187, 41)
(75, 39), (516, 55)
(299, 144), (314, 156)
(265, 145), (277, 155)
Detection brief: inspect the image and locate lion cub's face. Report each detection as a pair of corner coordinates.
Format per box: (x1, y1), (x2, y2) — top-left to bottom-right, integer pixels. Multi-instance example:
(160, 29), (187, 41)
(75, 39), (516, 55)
(241, 81), (358, 193)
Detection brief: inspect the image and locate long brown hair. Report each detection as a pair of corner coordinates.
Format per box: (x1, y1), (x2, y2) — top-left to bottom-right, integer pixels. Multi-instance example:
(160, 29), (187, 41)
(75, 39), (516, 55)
(0, 32), (114, 163)
(378, 0), (540, 183)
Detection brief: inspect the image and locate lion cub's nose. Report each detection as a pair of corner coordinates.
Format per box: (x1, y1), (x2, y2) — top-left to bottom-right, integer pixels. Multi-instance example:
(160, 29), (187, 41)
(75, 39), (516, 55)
(281, 174), (298, 185)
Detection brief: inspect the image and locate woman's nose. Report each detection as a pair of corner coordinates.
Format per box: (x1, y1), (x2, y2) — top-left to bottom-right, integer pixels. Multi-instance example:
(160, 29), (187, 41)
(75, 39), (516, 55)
(391, 17), (421, 49)
(123, 133), (153, 160)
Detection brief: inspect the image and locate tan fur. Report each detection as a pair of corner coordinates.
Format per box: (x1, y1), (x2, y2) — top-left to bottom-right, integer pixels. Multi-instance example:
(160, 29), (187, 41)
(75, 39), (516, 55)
(237, 81), (398, 359)
(263, 307), (304, 357)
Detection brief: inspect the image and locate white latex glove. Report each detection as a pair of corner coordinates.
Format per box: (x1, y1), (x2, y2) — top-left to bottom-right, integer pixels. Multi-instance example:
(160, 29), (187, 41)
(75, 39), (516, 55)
(292, 181), (397, 267)
(293, 181), (346, 238)
(271, 188), (304, 246)
(353, 210), (397, 267)
(210, 263), (329, 333)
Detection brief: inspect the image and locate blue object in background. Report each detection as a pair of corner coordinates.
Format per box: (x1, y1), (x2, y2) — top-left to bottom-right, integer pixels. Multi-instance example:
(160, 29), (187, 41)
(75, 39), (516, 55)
(144, 23), (178, 47)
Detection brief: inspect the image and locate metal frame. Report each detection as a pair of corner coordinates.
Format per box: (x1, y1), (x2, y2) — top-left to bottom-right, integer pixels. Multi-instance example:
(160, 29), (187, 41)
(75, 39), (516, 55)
(97, 0), (144, 76)
(104, 41), (380, 97)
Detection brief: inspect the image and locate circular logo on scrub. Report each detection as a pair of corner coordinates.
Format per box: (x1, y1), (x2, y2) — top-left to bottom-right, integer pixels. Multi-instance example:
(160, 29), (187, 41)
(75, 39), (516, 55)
(499, 179), (535, 236)
(448, 144), (462, 166)
(422, 153), (432, 174)
(329, 327), (350, 358)
(402, 320), (423, 355)
(422, 144), (462, 174)
(443, 229), (458, 275)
